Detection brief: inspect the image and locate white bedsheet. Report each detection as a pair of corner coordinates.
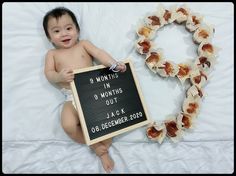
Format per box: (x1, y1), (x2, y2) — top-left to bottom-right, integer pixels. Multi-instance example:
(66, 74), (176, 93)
(3, 2), (234, 173)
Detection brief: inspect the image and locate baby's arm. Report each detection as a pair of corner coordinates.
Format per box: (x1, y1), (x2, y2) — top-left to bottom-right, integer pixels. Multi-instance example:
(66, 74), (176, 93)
(81, 40), (126, 72)
(44, 50), (74, 84)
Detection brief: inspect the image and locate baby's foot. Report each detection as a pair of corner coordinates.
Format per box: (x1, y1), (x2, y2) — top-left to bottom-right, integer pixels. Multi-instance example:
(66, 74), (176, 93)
(99, 152), (114, 173)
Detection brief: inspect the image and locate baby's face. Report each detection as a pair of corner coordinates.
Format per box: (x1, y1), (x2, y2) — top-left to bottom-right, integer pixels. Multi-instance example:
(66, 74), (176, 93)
(47, 14), (79, 49)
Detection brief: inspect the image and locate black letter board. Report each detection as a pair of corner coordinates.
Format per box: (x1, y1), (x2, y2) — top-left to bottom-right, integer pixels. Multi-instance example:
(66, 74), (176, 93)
(70, 59), (150, 145)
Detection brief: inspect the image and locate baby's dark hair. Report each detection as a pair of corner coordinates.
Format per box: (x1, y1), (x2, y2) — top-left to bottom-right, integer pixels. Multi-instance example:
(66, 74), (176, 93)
(43, 7), (80, 39)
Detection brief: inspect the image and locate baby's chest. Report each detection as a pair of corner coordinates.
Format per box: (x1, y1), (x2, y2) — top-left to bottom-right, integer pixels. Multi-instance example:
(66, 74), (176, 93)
(55, 52), (92, 71)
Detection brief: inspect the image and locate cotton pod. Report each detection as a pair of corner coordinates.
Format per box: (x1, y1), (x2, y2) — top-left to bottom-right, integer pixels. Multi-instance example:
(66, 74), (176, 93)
(136, 20), (156, 39)
(194, 55), (217, 74)
(190, 67), (208, 88)
(146, 121), (167, 144)
(186, 12), (203, 32)
(176, 60), (194, 84)
(143, 11), (165, 30)
(193, 23), (214, 44)
(186, 84), (204, 99)
(156, 4), (177, 25)
(198, 41), (219, 58)
(176, 112), (196, 130)
(156, 60), (179, 77)
(145, 48), (164, 73)
(182, 94), (201, 118)
(174, 4), (191, 24)
(135, 36), (154, 55)
(164, 115), (183, 143)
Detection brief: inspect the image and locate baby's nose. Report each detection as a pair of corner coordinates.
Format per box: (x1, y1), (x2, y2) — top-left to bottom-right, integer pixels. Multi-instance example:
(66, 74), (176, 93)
(61, 29), (69, 36)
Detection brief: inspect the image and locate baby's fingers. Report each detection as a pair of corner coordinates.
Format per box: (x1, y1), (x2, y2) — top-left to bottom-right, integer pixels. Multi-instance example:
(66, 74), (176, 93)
(121, 65), (127, 72)
(65, 74), (74, 82)
(66, 78), (74, 82)
(117, 64), (126, 72)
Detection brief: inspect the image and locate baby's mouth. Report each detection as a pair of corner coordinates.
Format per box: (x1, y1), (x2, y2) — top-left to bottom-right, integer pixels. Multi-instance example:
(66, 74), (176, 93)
(62, 39), (71, 43)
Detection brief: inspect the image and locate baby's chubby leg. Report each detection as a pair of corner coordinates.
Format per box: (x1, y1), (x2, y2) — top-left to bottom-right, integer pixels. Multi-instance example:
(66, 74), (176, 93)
(90, 142), (107, 156)
(90, 138), (112, 155)
(90, 141), (114, 173)
(102, 138), (112, 149)
(61, 101), (85, 144)
(61, 101), (114, 172)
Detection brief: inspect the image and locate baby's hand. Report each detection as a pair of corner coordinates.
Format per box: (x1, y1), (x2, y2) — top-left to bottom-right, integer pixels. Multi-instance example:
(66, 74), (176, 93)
(58, 68), (74, 83)
(114, 62), (127, 73)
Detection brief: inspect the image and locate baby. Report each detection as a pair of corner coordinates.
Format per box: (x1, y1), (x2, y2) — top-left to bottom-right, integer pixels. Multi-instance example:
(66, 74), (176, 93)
(43, 7), (126, 173)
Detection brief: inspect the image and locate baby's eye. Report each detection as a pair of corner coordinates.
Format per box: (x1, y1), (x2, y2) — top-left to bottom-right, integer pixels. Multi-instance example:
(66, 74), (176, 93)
(67, 27), (72, 30)
(54, 30), (60, 33)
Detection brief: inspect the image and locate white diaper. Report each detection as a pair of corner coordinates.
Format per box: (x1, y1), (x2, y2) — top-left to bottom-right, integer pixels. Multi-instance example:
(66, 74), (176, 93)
(60, 88), (77, 110)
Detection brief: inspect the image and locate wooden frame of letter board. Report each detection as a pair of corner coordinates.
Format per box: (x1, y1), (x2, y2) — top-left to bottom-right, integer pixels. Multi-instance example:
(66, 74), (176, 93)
(70, 59), (151, 145)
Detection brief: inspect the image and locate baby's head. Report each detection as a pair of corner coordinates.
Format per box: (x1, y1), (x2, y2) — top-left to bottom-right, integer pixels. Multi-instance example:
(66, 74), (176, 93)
(43, 7), (80, 49)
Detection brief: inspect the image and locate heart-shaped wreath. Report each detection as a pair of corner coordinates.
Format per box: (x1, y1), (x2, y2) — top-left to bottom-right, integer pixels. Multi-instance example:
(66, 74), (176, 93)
(135, 4), (219, 144)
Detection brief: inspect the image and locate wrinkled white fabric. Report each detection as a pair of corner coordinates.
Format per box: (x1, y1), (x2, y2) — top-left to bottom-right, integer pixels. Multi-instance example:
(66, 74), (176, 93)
(3, 2), (234, 173)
